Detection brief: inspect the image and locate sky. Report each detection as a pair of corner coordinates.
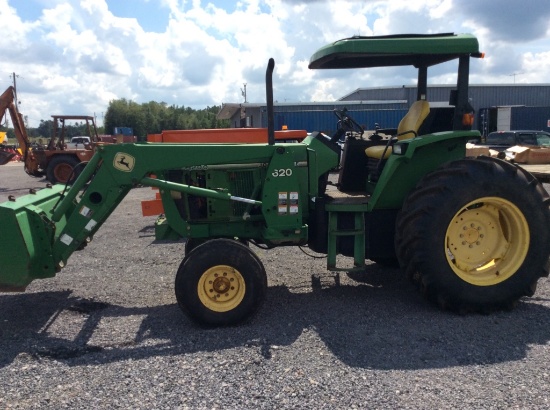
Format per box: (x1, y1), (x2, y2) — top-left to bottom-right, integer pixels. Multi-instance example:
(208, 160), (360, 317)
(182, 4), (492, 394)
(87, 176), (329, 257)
(2, 0), (550, 128)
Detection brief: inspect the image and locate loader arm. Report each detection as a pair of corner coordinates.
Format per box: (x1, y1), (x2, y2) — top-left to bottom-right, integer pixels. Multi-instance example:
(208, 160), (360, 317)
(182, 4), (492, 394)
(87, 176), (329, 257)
(0, 140), (326, 290)
(50, 143), (277, 264)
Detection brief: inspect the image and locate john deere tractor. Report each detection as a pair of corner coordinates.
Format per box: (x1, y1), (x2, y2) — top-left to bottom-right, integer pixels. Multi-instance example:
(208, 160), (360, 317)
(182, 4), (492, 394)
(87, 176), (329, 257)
(1, 33), (549, 327)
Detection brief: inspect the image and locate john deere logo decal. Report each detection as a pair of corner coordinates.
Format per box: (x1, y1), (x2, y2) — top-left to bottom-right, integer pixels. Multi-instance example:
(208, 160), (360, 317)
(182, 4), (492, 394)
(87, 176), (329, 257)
(114, 152), (135, 172)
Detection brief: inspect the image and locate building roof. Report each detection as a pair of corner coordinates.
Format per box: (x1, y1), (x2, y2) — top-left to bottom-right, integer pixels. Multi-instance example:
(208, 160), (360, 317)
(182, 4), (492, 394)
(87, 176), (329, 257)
(217, 103), (241, 120)
(338, 83), (550, 101)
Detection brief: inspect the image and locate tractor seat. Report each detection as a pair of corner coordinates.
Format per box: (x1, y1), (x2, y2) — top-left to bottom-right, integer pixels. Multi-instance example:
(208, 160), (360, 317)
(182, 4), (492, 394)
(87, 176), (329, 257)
(365, 100), (430, 159)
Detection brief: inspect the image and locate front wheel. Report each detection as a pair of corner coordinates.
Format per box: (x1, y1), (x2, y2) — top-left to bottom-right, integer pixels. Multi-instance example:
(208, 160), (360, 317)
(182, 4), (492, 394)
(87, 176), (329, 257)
(175, 239), (267, 327)
(185, 237), (248, 256)
(396, 157), (550, 313)
(184, 238), (206, 255)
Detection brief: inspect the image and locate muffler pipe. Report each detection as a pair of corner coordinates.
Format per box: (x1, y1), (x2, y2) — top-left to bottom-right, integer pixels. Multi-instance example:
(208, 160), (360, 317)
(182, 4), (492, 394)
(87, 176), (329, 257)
(266, 58), (275, 145)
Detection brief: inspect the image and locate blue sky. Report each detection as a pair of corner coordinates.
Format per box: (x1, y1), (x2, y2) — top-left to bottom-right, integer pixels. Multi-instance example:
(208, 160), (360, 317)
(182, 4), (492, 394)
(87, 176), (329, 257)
(88, 1), (170, 32)
(2, 0), (550, 128)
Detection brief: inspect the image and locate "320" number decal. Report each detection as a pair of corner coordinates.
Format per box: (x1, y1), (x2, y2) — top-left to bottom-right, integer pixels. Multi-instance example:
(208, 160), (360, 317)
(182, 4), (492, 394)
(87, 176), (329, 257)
(272, 168), (293, 177)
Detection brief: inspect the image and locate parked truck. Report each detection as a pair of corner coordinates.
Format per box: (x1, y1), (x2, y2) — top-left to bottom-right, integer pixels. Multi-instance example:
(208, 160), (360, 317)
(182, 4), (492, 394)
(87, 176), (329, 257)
(480, 130), (550, 152)
(1, 33), (549, 327)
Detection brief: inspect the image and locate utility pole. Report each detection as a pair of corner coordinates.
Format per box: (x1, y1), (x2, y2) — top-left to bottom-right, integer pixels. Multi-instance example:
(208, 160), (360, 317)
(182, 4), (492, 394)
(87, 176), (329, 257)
(241, 83), (247, 103)
(509, 72), (523, 84)
(11, 72), (19, 107)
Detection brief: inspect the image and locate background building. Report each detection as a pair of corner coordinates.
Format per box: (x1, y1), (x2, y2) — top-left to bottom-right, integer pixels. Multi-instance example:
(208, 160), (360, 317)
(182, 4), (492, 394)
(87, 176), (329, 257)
(218, 84), (550, 136)
(217, 100), (408, 135)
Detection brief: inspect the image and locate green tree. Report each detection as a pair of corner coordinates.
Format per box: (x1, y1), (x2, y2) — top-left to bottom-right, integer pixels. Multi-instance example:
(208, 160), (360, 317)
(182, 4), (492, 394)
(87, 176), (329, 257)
(103, 98), (229, 140)
(37, 120), (53, 139)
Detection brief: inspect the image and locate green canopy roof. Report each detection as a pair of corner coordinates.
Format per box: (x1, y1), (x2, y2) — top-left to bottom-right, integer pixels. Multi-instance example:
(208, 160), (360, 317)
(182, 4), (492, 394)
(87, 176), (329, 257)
(308, 33), (482, 69)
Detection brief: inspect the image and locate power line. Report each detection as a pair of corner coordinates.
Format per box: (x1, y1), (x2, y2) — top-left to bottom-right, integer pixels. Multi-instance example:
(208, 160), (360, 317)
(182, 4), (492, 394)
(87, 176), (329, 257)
(508, 72), (523, 84)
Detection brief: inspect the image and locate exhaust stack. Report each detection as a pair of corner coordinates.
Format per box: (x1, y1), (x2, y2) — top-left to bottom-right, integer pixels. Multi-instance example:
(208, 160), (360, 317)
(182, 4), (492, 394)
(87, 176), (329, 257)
(265, 58), (275, 145)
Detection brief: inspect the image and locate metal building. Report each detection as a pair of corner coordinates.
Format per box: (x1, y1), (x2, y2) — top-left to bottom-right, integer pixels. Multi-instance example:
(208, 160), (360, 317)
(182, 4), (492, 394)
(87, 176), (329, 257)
(218, 84), (550, 135)
(217, 101), (408, 135)
(340, 84), (550, 134)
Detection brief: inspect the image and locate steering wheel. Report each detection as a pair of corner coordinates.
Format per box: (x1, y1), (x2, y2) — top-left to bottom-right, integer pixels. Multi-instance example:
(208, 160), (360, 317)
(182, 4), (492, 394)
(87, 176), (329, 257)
(333, 109), (364, 137)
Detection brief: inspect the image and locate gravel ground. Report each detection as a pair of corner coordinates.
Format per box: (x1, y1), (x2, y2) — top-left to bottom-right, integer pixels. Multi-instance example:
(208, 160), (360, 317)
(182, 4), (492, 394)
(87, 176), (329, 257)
(1, 161), (550, 409)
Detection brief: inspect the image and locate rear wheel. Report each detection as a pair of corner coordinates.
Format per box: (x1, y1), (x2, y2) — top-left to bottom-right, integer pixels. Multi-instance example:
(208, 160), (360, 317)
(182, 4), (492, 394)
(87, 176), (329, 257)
(46, 155), (81, 184)
(175, 239), (267, 327)
(396, 157), (550, 313)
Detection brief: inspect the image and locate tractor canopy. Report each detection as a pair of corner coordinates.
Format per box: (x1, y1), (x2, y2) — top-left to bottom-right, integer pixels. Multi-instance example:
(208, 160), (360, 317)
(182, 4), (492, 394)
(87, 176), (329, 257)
(309, 32), (483, 132)
(308, 33), (482, 69)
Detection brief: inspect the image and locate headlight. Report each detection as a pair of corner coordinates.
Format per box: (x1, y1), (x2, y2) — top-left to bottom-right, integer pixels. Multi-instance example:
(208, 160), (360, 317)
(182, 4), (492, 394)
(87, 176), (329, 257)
(393, 143), (408, 155)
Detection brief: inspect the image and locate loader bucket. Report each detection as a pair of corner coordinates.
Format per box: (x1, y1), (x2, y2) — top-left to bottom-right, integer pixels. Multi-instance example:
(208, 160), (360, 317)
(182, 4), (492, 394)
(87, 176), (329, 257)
(0, 185), (71, 291)
(0, 150), (15, 165)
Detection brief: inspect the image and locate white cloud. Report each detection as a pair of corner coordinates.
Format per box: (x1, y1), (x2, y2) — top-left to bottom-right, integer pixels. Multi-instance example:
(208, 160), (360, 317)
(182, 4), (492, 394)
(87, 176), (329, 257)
(309, 78), (337, 102)
(522, 51), (550, 84)
(2, 0), (550, 129)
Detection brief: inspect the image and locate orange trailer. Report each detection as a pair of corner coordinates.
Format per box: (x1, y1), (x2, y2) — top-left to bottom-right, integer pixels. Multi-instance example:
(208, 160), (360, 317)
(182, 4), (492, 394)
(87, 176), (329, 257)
(146, 128), (307, 144)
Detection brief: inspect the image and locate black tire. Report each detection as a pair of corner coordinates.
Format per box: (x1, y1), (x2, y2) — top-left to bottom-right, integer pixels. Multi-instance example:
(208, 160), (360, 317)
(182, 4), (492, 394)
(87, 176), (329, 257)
(185, 238), (249, 257)
(184, 238), (206, 255)
(396, 157), (550, 313)
(175, 238), (267, 327)
(46, 155), (81, 184)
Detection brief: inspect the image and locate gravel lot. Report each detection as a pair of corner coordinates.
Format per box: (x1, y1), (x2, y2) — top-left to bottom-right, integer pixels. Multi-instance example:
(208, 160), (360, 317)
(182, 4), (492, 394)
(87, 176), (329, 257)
(1, 161), (550, 409)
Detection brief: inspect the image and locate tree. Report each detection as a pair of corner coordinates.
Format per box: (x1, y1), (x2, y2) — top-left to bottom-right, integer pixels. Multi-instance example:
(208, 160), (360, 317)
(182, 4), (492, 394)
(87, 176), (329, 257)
(37, 120), (53, 139)
(103, 98), (229, 140)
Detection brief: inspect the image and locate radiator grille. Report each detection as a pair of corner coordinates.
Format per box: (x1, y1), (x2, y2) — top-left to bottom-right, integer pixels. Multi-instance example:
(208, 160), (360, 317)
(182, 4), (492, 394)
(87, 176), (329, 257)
(229, 170), (256, 216)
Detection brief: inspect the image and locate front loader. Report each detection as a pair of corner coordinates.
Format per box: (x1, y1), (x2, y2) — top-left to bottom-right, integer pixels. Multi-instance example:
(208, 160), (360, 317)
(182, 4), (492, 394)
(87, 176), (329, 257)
(1, 33), (549, 327)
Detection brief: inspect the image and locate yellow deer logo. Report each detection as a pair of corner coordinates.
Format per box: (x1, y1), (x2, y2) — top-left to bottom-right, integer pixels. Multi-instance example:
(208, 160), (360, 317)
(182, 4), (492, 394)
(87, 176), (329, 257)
(113, 152), (135, 172)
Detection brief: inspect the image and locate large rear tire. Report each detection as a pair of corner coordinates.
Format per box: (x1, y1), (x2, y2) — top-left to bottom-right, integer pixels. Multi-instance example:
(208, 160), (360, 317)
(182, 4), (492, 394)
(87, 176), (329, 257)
(46, 155), (81, 184)
(175, 239), (267, 327)
(396, 157), (550, 313)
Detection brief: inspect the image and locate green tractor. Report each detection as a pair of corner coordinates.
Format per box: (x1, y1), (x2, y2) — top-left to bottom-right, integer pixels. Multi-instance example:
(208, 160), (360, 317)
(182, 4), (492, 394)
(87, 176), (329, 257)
(1, 33), (549, 326)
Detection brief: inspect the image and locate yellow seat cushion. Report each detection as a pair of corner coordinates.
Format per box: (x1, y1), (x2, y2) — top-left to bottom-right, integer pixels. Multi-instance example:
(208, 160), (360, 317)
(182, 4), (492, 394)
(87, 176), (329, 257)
(396, 100), (430, 141)
(365, 100), (430, 159)
(365, 145), (393, 159)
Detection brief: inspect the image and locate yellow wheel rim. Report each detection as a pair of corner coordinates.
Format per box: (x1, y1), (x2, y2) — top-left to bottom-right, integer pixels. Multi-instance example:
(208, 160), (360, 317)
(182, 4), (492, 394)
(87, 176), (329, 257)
(197, 265), (246, 312)
(445, 197), (529, 286)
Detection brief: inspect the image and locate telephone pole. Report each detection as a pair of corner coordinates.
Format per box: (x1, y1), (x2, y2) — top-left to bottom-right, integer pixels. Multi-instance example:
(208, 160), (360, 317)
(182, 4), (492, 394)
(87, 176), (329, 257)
(509, 72), (523, 84)
(241, 83), (247, 103)
(11, 72), (19, 107)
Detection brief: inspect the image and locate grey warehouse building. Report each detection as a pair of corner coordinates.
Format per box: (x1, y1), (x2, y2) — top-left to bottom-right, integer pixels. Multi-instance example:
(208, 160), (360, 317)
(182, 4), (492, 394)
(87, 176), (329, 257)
(218, 84), (550, 137)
